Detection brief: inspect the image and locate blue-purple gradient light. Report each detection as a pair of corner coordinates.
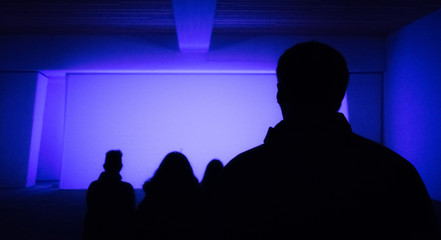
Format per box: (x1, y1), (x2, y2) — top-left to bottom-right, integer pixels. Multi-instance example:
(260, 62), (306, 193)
(27, 73), (48, 187)
(60, 73), (280, 189)
(59, 73), (348, 189)
(384, 8), (441, 200)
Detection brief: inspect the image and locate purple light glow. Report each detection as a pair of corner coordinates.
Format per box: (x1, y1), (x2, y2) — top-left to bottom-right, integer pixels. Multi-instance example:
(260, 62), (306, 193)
(26, 74), (48, 187)
(384, 8), (441, 200)
(60, 73), (282, 189)
(172, 0), (216, 52)
(59, 72), (349, 189)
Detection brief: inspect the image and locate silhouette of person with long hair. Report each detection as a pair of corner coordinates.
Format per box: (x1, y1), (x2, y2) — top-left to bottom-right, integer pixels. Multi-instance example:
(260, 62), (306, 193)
(83, 150), (135, 240)
(200, 159), (224, 197)
(219, 41), (440, 239)
(135, 152), (201, 240)
(200, 159), (224, 240)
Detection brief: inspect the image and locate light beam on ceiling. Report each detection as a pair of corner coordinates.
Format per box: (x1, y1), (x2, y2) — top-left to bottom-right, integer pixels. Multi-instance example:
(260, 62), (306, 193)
(172, 0), (217, 52)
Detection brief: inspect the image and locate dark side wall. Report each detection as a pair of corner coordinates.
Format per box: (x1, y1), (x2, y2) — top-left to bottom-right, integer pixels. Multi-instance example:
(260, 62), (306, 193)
(385, 8), (441, 201)
(0, 72), (47, 188)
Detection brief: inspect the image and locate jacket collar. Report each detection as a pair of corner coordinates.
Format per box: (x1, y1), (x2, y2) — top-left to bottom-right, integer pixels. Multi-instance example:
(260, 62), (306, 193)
(264, 113), (352, 145)
(98, 171), (122, 182)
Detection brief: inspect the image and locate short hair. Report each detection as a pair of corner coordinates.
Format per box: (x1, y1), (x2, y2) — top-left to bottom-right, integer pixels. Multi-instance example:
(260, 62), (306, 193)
(104, 150), (122, 172)
(276, 41), (349, 112)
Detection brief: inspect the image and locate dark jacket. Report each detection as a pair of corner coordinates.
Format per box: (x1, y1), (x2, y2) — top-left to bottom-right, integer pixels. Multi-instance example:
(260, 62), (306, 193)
(135, 175), (201, 240)
(83, 172), (135, 240)
(220, 113), (439, 240)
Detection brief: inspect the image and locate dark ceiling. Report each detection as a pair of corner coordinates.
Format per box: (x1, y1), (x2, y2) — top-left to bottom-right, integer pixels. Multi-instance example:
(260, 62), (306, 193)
(1, 0), (441, 36)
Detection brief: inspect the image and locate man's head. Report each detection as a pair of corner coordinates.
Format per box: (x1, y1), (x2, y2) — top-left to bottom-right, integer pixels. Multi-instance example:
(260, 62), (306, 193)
(276, 41), (349, 118)
(103, 150), (123, 173)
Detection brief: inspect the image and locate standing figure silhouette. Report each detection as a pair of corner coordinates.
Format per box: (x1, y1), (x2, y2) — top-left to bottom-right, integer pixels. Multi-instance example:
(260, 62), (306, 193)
(200, 159), (224, 198)
(136, 152), (201, 240)
(219, 41), (440, 240)
(200, 159), (224, 240)
(83, 150), (135, 240)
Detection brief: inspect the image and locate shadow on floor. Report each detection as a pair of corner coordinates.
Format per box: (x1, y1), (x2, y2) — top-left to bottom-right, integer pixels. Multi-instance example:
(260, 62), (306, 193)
(0, 182), (440, 240)
(0, 182), (146, 240)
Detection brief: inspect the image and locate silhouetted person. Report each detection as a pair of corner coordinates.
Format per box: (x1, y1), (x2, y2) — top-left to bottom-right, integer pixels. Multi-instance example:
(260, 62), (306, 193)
(200, 159), (224, 197)
(219, 41), (440, 240)
(135, 152), (201, 240)
(200, 159), (224, 240)
(83, 150), (135, 240)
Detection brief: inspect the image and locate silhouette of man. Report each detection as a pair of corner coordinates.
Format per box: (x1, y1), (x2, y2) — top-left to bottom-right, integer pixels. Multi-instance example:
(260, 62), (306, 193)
(219, 41), (439, 240)
(83, 150), (135, 240)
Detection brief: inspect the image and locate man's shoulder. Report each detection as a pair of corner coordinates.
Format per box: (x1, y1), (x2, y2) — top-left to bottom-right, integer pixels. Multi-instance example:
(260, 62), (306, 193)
(350, 133), (418, 174)
(222, 144), (268, 180)
(87, 179), (100, 190)
(225, 144), (266, 168)
(352, 133), (401, 158)
(120, 181), (135, 191)
(88, 178), (133, 191)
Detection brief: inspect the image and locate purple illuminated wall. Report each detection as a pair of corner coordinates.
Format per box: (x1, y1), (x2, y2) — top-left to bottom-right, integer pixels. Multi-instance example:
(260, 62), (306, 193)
(60, 73), (284, 189)
(0, 10), (438, 199)
(0, 34), (385, 189)
(59, 72), (355, 189)
(385, 8), (441, 201)
(58, 72), (352, 189)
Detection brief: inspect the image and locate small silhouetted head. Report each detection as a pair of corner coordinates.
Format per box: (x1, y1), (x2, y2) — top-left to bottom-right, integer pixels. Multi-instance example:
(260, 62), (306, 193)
(201, 159), (224, 188)
(276, 41), (349, 117)
(103, 150), (123, 173)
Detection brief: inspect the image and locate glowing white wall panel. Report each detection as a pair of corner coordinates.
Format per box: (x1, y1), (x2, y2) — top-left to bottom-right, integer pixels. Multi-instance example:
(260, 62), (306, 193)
(37, 76), (66, 181)
(60, 73), (284, 189)
(26, 73), (48, 187)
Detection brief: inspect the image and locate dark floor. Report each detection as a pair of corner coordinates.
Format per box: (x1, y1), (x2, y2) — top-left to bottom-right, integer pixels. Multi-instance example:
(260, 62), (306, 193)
(0, 182), (145, 240)
(1, 181), (441, 240)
